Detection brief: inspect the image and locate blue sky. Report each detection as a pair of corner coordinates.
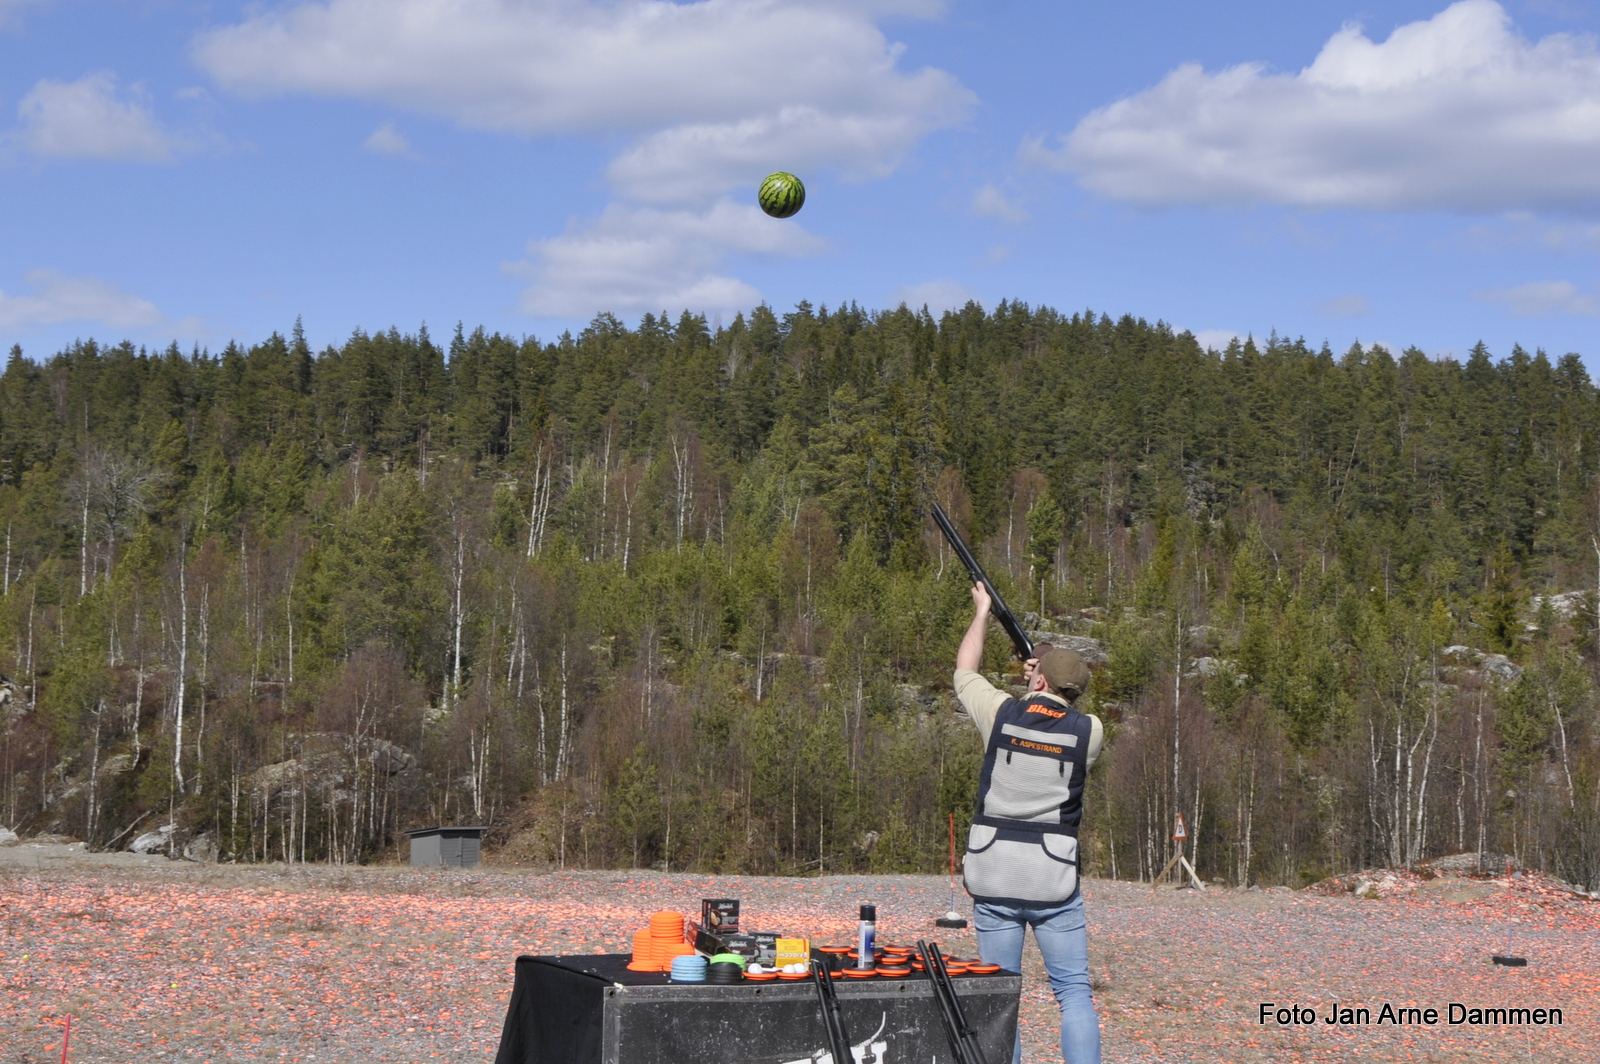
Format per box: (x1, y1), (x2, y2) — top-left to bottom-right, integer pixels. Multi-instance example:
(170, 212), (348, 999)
(2, 0), (1599, 364)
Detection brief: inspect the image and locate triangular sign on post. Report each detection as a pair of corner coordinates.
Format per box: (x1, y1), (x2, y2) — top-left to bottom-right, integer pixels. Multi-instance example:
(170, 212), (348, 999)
(1153, 812), (1204, 889)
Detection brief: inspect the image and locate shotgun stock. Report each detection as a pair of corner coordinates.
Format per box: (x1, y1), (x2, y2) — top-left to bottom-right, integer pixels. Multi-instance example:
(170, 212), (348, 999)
(929, 502), (1034, 661)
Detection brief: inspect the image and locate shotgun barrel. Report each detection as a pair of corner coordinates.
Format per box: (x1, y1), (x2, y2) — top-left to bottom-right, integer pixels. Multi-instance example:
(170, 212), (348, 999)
(810, 958), (853, 1064)
(929, 502), (1035, 661)
(916, 939), (988, 1064)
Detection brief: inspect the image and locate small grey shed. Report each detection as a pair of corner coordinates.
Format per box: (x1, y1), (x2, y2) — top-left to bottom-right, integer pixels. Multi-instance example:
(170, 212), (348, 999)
(405, 825), (489, 868)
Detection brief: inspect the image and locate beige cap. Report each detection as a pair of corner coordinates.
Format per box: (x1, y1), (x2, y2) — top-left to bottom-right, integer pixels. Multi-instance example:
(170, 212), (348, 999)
(1038, 648), (1090, 698)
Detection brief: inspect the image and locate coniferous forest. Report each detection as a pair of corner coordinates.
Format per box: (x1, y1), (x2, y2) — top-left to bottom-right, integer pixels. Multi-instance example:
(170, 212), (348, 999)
(3, 300), (1600, 890)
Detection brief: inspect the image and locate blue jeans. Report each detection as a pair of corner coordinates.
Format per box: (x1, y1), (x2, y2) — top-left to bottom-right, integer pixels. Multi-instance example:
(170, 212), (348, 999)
(973, 895), (1102, 1064)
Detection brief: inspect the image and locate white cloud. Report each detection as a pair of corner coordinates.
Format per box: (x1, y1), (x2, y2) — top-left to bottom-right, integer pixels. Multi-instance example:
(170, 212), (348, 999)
(607, 104), (945, 206)
(1461, 212), (1600, 253)
(1190, 329), (1240, 352)
(1523, 0), (1588, 20)
(887, 280), (971, 316)
(1317, 294), (1371, 318)
(0, 0), (46, 28)
(195, 0), (971, 317)
(195, 0), (968, 204)
(165, 316), (210, 341)
(847, 0), (949, 15)
(0, 269), (164, 330)
(510, 199), (827, 318)
(363, 121), (417, 158)
(976, 244), (1012, 267)
(13, 72), (184, 161)
(1477, 280), (1600, 315)
(1521, 220), (1600, 252)
(972, 183), (1027, 222)
(1029, 1), (1600, 214)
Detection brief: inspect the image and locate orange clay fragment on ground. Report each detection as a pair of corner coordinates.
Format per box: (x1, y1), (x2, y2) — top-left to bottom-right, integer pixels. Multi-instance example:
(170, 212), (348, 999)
(1, 863), (1596, 1063)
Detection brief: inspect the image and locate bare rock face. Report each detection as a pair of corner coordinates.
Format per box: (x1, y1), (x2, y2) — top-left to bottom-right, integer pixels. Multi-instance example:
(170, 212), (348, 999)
(1030, 631), (1109, 664)
(183, 832), (218, 863)
(1352, 873), (1403, 899)
(896, 683), (948, 712)
(129, 823), (177, 855)
(1422, 851), (1518, 874)
(1437, 645), (1523, 683)
(1188, 657), (1246, 684)
(1058, 635), (1109, 664)
(1531, 590), (1585, 619)
(1479, 654), (1523, 682)
(97, 753), (136, 778)
(0, 826), (18, 846)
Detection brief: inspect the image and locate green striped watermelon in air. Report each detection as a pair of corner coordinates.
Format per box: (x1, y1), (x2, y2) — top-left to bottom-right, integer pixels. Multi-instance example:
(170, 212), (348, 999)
(758, 172), (806, 218)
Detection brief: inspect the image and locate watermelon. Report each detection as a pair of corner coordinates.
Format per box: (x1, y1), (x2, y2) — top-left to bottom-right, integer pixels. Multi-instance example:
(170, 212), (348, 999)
(758, 172), (805, 219)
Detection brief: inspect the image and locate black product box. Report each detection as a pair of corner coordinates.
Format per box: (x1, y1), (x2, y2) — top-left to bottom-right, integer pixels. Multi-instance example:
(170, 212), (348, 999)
(701, 898), (740, 933)
(718, 932), (757, 958)
(689, 921), (721, 956)
(690, 925), (779, 965)
(749, 932), (779, 965)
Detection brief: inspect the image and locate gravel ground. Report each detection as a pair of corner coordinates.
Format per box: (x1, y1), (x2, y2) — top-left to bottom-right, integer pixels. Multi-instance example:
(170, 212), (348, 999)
(2, 843), (1596, 1063)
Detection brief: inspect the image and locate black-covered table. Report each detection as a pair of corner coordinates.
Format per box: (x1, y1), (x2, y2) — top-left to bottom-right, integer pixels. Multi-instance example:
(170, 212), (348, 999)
(494, 954), (1021, 1064)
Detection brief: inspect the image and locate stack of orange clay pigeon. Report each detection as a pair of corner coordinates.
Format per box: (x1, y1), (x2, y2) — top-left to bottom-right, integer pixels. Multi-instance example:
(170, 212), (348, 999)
(626, 910), (694, 972)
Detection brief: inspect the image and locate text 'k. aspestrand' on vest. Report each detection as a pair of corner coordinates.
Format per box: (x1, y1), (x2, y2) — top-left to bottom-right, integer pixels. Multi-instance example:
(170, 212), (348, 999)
(964, 695), (1092, 905)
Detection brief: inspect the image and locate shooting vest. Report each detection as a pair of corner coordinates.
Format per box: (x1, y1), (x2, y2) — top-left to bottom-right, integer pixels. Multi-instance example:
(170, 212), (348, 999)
(964, 694), (1092, 906)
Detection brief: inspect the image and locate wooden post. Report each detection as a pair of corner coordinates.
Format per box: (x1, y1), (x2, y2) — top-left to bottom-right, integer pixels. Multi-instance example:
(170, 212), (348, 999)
(1153, 813), (1205, 890)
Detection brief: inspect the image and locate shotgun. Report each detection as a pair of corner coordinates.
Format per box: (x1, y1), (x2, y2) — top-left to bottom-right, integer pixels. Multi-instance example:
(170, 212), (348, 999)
(917, 939), (989, 1064)
(810, 958), (853, 1064)
(929, 501), (1034, 661)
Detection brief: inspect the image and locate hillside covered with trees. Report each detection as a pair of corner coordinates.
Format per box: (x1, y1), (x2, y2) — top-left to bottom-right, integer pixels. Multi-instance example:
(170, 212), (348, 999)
(2, 301), (1597, 889)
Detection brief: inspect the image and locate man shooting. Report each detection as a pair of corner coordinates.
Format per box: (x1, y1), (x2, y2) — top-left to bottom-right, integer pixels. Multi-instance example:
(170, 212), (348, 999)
(954, 583), (1104, 1064)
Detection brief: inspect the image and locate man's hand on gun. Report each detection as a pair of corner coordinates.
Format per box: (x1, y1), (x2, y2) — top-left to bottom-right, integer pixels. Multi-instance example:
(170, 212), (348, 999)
(972, 583), (1045, 685)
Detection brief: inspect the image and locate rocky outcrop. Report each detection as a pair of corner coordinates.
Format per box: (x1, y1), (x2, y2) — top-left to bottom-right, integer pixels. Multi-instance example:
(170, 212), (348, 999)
(183, 832), (218, 862)
(1530, 591), (1585, 619)
(246, 735), (417, 797)
(1187, 657), (1245, 684)
(129, 823), (177, 855)
(97, 753), (137, 778)
(1480, 654), (1522, 681)
(1028, 631), (1108, 664)
(1439, 645), (1523, 683)
(893, 683), (939, 711)
(1422, 851), (1518, 874)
